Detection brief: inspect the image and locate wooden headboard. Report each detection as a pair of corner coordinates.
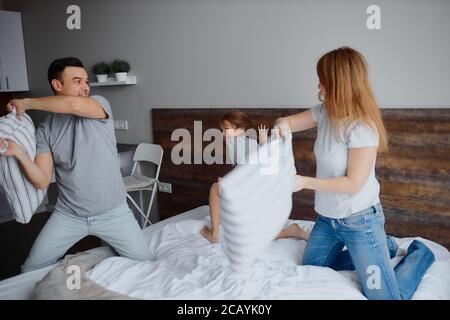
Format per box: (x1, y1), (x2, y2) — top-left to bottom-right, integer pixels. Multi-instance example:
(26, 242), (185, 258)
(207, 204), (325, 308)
(153, 108), (450, 249)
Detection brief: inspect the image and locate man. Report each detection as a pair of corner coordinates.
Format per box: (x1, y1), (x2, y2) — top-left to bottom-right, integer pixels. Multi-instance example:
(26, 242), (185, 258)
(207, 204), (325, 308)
(0, 57), (153, 273)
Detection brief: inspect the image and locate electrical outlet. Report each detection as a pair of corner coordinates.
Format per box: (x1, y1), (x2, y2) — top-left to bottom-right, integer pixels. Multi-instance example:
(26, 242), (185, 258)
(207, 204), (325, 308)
(158, 182), (172, 194)
(114, 120), (128, 130)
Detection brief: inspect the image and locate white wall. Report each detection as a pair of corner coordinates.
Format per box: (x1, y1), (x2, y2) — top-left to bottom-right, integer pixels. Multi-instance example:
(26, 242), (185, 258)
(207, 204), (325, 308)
(4, 0), (450, 144)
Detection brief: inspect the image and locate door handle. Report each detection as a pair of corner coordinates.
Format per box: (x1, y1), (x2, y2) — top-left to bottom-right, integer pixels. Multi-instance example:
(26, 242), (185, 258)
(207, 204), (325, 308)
(6, 76), (9, 90)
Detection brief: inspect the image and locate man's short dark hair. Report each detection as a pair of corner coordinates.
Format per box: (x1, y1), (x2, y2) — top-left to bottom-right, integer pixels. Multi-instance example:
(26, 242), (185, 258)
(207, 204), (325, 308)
(47, 57), (84, 89)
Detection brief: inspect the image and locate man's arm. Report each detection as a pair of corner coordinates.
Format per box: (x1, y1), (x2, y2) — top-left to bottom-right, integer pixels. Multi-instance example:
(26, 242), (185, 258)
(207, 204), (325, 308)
(7, 96), (107, 119)
(0, 139), (53, 189)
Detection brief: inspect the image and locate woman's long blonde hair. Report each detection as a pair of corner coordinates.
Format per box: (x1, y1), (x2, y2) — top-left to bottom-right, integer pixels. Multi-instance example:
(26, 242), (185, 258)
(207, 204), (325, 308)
(317, 47), (388, 152)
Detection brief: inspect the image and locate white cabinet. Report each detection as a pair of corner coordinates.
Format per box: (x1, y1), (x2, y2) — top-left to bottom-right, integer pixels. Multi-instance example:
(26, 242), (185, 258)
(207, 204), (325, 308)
(0, 10), (29, 92)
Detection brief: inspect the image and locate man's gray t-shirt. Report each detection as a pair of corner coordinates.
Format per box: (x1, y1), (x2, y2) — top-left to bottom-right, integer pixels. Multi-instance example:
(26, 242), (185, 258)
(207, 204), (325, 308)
(35, 95), (126, 217)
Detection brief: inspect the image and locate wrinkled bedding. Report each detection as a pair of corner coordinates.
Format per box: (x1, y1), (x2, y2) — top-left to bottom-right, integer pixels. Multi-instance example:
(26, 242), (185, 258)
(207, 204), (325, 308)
(79, 206), (450, 300)
(32, 250), (133, 300)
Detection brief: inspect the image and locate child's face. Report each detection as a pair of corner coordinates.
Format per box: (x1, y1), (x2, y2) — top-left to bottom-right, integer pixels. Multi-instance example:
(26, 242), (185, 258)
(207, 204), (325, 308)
(221, 120), (244, 138)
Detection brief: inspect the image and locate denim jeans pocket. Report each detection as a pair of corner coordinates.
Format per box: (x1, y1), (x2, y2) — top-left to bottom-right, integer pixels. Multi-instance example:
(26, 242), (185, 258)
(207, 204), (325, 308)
(366, 204), (385, 224)
(340, 214), (366, 229)
(340, 205), (380, 229)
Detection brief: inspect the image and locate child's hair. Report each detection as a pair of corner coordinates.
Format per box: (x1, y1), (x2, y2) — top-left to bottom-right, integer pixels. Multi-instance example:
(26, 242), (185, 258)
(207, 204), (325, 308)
(317, 47), (388, 152)
(221, 110), (253, 130)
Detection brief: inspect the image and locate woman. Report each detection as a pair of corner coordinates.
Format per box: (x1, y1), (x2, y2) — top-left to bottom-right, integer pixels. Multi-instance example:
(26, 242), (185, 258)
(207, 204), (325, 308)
(274, 47), (435, 300)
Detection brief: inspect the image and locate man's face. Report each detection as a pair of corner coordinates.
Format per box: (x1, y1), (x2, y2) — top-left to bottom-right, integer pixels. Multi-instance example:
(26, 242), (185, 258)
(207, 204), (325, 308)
(53, 66), (90, 97)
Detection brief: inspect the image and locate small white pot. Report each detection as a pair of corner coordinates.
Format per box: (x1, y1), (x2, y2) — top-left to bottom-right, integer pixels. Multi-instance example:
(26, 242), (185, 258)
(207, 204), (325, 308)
(96, 74), (108, 82)
(115, 72), (128, 82)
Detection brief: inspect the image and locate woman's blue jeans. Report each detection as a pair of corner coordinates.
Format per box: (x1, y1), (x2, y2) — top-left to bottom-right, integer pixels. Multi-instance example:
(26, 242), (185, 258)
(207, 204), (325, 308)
(302, 203), (435, 300)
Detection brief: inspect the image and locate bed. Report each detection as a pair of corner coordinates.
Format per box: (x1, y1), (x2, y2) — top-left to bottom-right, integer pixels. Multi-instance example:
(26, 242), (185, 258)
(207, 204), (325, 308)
(1, 107), (448, 299)
(0, 205), (194, 300)
(1, 205), (449, 300)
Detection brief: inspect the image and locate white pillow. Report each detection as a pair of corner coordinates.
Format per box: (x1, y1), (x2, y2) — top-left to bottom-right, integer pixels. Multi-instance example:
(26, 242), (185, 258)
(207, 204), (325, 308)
(219, 133), (296, 272)
(0, 112), (47, 223)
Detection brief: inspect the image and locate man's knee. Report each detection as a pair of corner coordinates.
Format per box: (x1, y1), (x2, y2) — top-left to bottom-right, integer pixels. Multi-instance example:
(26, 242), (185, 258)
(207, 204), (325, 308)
(21, 256), (59, 274)
(116, 238), (155, 261)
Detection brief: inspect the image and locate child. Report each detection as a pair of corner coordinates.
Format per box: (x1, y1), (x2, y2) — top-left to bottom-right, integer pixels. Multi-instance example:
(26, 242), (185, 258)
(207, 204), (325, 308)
(200, 110), (267, 243)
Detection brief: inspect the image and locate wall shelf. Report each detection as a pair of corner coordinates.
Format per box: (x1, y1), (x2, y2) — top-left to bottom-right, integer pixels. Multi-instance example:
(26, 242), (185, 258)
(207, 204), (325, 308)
(90, 75), (137, 87)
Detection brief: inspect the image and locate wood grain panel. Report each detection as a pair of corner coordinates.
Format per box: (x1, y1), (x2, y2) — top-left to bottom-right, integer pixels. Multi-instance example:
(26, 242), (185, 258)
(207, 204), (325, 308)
(153, 108), (450, 249)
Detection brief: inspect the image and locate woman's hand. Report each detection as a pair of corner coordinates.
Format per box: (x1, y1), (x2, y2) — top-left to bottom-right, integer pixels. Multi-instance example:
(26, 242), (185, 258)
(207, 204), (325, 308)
(272, 118), (291, 138)
(258, 124), (268, 145)
(0, 138), (24, 158)
(293, 174), (308, 192)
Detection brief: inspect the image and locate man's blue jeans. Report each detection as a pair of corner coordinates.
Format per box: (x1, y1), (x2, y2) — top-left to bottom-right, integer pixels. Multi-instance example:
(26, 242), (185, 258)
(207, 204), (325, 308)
(22, 202), (153, 273)
(302, 203), (435, 300)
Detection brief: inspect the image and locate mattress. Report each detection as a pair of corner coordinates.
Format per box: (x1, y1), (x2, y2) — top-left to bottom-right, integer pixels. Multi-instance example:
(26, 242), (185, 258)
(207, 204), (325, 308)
(1, 205), (449, 300)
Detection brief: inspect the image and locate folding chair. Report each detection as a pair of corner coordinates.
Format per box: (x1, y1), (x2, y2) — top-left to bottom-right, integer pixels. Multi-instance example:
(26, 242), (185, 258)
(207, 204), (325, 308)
(123, 143), (163, 228)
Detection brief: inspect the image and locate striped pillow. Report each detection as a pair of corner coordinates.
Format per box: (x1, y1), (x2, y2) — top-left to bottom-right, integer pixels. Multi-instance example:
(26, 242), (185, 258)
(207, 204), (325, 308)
(219, 133), (296, 272)
(0, 112), (47, 223)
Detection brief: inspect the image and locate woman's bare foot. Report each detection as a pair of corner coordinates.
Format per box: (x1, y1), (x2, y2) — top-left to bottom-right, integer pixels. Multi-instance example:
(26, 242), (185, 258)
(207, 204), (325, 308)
(200, 225), (220, 243)
(276, 224), (309, 240)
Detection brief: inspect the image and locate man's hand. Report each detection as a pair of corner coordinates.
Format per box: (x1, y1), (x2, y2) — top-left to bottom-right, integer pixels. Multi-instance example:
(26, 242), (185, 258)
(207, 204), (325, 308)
(6, 99), (30, 119)
(0, 138), (24, 157)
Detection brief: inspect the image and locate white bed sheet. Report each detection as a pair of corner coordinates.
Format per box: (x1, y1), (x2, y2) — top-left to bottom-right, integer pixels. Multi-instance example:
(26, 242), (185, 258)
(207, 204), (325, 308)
(86, 206), (450, 300)
(0, 206), (203, 300)
(1, 205), (449, 300)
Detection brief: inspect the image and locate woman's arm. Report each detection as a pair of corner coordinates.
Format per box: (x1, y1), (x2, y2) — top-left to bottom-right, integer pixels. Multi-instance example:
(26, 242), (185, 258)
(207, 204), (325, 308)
(274, 110), (317, 137)
(7, 96), (107, 119)
(294, 146), (378, 194)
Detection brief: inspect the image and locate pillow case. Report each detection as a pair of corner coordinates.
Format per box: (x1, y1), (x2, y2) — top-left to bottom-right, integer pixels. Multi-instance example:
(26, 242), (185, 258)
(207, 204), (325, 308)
(0, 112), (47, 223)
(219, 133), (296, 272)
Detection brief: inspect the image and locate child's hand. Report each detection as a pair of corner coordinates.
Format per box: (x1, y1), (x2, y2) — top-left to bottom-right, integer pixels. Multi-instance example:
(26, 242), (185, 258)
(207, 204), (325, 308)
(258, 124), (268, 145)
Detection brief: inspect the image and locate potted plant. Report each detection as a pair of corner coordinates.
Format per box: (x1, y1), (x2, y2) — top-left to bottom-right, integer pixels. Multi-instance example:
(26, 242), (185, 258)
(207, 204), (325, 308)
(92, 62), (111, 83)
(111, 59), (131, 82)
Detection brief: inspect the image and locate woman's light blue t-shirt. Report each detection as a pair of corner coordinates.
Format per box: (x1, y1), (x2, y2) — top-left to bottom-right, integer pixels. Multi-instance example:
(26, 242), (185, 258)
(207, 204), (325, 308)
(310, 104), (380, 218)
